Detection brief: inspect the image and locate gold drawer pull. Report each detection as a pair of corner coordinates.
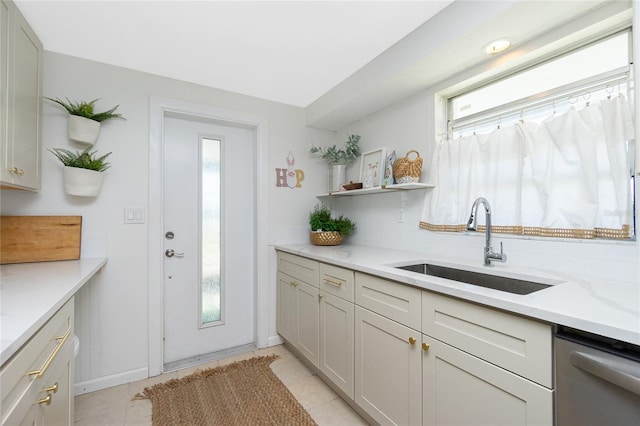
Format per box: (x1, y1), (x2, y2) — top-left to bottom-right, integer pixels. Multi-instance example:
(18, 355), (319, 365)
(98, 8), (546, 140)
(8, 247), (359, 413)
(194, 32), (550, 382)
(323, 277), (343, 287)
(422, 343), (430, 352)
(43, 383), (58, 393)
(318, 293), (324, 300)
(27, 329), (71, 379)
(35, 394), (52, 406)
(289, 280), (298, 287)
(408, 337), (417, 345)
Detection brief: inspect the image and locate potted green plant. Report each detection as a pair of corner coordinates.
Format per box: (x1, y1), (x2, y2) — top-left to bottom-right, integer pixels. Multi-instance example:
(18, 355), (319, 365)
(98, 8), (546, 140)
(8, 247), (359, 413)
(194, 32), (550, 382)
(49, 147), (112, 197)
(310, 134), (361, 192)
(309, 203), (357, 246)
(45, 97), (125, 145)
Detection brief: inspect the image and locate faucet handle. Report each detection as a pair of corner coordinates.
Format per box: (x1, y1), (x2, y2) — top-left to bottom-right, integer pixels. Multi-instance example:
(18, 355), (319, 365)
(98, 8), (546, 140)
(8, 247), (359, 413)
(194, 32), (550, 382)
(499, 242), (507, 262)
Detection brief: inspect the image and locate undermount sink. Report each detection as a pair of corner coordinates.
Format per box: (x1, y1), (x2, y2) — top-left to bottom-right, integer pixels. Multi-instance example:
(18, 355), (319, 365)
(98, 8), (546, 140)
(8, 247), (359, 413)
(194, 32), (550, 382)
(395, 263), (557, 295)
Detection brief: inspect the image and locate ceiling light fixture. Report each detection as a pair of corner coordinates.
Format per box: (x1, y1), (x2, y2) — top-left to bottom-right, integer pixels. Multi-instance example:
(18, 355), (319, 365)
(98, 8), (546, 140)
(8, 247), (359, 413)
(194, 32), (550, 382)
(485, 39), (511, 55)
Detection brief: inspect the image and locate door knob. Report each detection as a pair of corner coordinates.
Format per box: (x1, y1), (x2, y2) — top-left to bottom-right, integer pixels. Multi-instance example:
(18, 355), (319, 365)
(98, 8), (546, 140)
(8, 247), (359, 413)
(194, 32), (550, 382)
(165, 249), (184, 258)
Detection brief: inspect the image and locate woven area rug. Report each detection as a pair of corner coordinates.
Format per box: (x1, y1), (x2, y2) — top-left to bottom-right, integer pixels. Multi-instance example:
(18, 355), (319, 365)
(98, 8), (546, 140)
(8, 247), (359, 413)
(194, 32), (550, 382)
(137, 355), (317, 426)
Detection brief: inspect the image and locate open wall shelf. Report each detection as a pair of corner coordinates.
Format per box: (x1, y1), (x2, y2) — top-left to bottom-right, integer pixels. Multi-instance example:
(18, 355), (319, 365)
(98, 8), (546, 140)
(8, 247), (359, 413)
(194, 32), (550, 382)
(317, 183), (434, 198)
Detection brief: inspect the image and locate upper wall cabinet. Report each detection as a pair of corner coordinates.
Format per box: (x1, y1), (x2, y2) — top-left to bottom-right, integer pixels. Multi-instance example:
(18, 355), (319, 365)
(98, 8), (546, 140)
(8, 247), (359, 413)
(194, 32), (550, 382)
(0, 0), (42, 191)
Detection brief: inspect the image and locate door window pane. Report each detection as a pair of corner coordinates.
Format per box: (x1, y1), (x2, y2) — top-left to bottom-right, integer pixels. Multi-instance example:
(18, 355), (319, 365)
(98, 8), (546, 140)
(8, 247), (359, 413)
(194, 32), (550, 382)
(201, 137), (221, 325)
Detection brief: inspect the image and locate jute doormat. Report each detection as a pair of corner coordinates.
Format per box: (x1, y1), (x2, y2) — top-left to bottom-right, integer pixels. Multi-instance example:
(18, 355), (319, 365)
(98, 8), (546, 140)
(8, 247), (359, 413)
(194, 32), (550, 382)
(136, 355), (317, 426)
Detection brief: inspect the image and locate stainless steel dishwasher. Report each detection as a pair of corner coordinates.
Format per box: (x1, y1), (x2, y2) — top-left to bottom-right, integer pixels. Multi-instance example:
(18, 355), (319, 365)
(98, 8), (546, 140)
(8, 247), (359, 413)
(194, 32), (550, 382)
(555, 327), (640, 425)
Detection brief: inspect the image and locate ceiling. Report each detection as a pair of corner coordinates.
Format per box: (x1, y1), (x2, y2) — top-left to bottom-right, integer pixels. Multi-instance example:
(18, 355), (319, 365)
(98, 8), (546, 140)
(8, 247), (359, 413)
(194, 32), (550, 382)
(14, 0), (453, 108)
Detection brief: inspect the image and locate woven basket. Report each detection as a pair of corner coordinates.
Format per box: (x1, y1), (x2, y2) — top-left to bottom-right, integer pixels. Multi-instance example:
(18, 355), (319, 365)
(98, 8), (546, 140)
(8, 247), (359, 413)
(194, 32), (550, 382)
(309, 231), (344, 246)
(393, 150), (423, 184)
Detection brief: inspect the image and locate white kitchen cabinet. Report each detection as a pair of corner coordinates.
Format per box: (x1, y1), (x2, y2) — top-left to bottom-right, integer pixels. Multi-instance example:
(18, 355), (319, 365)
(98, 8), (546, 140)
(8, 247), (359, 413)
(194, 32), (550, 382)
(355, 305), (422, 425)
(277, 253), (356, 398)
(422, 291), (553, 425)
(277, 251), (554, 426)
(422, 291), (552, 387)
(319, 291), (354, 398)
(422, 335), (553, 426)
(355, 271), (421, 330)
(276, 271), (298, 344)
(276, 252), (320, 366)
(296, 281), (320, 366)
(1, 297), (75, 425)
(0, 0), (42, 191)
(319, 262), (354, 302)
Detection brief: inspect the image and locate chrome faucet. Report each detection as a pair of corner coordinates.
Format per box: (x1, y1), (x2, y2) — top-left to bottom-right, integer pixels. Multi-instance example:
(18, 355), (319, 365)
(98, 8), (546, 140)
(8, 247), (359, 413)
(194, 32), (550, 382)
(466, 197), (507, 267)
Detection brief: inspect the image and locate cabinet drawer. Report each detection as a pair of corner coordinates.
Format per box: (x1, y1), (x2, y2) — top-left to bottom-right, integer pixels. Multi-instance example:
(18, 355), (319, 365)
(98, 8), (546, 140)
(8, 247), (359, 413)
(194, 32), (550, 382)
(277, 252), (318, 287)
(422, 291), (551, 387)
(319, 263), (354, 302)
(1, 297), (74, 424)
(355, 272), (421, 330)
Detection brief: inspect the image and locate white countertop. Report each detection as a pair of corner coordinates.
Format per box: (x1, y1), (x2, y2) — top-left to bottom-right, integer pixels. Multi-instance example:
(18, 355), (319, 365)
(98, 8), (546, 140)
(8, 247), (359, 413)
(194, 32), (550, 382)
(275, 244), (640, 346)
(0, 257), (108, 365)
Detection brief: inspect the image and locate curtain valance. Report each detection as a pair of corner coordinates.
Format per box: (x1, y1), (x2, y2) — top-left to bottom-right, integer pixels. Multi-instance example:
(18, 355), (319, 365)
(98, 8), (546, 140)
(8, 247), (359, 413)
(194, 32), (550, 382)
(420, 94), (634, 239)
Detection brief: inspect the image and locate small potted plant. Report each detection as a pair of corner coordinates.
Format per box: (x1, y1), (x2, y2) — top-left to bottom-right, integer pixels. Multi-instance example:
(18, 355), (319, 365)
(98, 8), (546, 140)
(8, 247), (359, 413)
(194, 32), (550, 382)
(310, 134), (361, 192)
(45, 97), (125, 145)
(309, 203), (357, 246)
(49, 147), (112, 197)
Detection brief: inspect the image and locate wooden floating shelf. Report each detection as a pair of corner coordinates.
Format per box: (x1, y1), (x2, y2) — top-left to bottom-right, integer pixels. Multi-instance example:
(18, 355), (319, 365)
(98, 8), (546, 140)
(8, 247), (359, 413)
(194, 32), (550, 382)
(318, 183), (434, 197)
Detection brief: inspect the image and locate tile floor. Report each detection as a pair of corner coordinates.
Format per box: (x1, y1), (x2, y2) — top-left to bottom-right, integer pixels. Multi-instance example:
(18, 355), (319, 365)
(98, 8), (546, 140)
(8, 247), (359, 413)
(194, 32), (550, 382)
(74, 344), (369, 425)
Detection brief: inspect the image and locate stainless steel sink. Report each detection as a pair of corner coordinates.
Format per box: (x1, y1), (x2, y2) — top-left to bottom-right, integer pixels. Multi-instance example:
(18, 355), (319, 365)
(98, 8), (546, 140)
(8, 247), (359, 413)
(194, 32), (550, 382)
(395, 263), (555, 295)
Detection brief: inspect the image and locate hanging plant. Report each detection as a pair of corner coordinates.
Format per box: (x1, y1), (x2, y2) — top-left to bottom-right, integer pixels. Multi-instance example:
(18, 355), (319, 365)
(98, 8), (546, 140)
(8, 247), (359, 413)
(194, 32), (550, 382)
(45, 97), (125, 145)
(48, 147), (112, 197)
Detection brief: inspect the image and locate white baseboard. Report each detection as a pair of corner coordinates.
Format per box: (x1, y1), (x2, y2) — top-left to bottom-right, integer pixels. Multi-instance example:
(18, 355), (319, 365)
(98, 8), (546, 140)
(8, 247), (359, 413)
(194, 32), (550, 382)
(75, 367), (148, 396)
(268, 334), (284, 347)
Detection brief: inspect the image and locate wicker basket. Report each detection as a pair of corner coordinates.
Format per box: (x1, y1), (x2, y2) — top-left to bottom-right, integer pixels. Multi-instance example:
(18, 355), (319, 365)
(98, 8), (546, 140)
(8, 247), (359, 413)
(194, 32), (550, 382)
(309, 231), (344, 246)
(393, 150), (423, 184)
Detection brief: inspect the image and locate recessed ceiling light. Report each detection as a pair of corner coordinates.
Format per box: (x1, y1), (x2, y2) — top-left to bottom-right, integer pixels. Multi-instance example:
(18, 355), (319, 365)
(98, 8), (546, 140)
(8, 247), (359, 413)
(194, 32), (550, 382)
(484, 39), (511, 55)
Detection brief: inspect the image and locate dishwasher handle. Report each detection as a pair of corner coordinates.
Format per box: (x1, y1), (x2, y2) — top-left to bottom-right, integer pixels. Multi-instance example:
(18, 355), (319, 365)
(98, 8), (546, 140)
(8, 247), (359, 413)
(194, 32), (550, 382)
(570, 351), (640, 396)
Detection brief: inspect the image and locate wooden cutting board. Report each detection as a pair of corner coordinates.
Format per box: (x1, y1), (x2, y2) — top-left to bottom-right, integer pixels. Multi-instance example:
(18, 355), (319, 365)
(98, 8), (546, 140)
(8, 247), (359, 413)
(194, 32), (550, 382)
(0, 216), (82, 264)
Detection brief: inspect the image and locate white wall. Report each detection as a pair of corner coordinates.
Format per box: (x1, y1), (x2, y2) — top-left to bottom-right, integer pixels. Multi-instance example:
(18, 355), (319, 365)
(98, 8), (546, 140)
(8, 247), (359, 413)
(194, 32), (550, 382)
(0, 52), (334, 392)
(333, 86), (639, 289)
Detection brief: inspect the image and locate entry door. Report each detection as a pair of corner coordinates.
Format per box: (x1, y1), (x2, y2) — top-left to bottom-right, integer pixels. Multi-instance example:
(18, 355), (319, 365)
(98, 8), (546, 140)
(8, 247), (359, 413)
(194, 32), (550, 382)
(162, 114), (255, 365)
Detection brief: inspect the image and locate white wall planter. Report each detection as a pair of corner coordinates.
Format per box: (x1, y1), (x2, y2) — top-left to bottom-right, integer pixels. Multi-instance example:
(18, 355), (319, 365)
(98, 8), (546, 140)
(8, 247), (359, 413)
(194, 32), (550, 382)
(68, 115), (101, 145)
(63, 166), (105, 197)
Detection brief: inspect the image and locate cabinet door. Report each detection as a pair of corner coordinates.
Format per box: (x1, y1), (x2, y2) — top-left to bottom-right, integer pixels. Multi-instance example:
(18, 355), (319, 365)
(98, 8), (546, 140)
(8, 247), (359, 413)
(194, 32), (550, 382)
(277, 272), (298, 343)
(422, 335), (553, 426)
(8, 5), (41, 189)
(296, 281), (320, 367)
(355, 306), (421, 426)
(0, 0), (42, 190)
(1, 0), (10, 185)
(319, 293), (354, 398)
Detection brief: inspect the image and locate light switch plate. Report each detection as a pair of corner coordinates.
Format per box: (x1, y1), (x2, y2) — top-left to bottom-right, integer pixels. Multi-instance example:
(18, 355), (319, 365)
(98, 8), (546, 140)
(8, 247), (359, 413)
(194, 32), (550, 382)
(124, 207), (145, 224)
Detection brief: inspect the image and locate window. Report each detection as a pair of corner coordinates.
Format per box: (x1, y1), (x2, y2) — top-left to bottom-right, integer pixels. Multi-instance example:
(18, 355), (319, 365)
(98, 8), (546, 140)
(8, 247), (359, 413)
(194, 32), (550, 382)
(421, 30), (635, 240)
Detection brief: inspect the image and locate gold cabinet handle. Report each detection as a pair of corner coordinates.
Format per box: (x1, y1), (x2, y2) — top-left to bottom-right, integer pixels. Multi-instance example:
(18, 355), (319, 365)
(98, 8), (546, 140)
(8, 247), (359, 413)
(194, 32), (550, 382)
(8, 167), (17, 174)
(34, 394), (52, 406)
(408, 337), (417, 345)
(318, 293), (324, 300)
(289, 281), (298, 287)
(43, 383), (58, 393)
(27, 329), (71, 378)
(323, 277), (343, 287)
(422, 343), (430, 351)
(17, 168), (24, 176)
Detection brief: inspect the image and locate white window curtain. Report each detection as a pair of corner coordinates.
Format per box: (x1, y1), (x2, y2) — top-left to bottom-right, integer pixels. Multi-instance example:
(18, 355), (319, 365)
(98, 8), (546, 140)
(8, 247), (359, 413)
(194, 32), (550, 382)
(420, 94), (635, 239)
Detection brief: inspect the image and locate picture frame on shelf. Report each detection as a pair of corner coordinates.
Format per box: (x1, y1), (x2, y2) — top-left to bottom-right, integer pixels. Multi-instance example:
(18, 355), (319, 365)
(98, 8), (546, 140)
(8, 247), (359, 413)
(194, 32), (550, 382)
(359, 147), (387, 189)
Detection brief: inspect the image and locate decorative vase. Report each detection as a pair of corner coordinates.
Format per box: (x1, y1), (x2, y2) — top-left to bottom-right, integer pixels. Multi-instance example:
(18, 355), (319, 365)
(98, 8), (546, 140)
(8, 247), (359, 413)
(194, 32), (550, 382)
(331, 164), (346, 192)
(63, 166), (105, 197)
(68, 115), (101, 145)
(309, 231), (344, 246)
